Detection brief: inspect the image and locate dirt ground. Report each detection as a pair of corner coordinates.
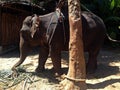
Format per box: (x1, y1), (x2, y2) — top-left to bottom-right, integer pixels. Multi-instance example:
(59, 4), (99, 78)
(0, 46), (120, 90)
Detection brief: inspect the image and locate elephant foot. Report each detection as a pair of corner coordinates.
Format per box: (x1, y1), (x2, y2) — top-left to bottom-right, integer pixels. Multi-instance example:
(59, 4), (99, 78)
(86, 63), (97, 74)
(53, 68), (63, 77)
(35, 67), (45, 73)
(54, 71), (63, 77)
(86, 67), (96, 74)
(8, 70), (19, 78)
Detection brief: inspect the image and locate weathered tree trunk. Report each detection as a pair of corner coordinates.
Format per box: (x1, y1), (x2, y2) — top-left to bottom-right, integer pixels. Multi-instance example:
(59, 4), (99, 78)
(60, 0), (86, 90)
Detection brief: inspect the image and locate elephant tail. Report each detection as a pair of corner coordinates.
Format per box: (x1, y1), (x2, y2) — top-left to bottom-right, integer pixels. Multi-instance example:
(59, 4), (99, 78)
(106, 33), (120, 43)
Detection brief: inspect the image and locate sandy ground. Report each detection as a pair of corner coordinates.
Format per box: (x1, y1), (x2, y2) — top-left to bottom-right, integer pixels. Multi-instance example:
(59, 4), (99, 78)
(0, 47), (120, 90)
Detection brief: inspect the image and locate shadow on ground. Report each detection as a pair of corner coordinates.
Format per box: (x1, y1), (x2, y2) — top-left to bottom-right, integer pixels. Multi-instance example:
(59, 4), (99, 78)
(0, 47), (120, 90)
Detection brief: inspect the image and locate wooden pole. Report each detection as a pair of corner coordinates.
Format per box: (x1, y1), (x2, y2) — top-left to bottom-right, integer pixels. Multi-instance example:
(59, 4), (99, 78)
(60, 0), (86, 90)
(0, 6), (2, 46)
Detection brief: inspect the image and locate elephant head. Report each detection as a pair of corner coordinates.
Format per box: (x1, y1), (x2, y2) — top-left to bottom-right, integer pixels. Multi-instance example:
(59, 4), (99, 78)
(20, 14), (40, 39)
(30, 14), (40, 38)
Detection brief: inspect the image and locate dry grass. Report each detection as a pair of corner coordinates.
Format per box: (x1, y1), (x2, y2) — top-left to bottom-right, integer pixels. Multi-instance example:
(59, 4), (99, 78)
(0, 47), (120, 90)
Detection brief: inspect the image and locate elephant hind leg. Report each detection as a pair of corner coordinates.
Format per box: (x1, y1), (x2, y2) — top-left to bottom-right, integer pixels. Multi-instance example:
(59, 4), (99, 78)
(86, 49), (100, 74)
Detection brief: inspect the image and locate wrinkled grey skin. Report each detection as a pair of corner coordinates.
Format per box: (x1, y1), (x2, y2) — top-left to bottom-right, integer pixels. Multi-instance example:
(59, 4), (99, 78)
(12, 11), (105, 76)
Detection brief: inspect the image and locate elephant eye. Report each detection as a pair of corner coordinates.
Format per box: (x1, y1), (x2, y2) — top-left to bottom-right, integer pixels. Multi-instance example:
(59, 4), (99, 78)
(26, 21), (32, 27)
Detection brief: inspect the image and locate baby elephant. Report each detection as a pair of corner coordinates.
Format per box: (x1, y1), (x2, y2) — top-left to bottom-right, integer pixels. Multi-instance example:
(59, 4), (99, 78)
(11, 9), (105, 77)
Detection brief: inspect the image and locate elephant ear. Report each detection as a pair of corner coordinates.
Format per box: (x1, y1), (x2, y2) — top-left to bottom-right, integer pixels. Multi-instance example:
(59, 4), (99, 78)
(31, 14), (40, 38)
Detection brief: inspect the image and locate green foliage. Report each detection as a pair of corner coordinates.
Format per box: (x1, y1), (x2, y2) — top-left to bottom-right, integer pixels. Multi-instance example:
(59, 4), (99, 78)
(31, 0), (39, 4)
(82, 0), (120, 21)
(82, 0), (120, 46)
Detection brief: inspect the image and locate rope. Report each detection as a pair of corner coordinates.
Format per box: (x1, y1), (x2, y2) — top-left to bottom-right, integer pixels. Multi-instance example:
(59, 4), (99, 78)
(46, 13), (55, 43)
(65, 76), (86, 82)
(46, 8), (65, 45)
(62, 18), (66, 45)
(48, 11), (59, 45)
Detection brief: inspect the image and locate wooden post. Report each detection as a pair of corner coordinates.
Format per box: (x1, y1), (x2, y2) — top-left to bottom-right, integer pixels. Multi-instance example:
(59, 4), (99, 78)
(0, 6), (2, 46)
(60, 0), (86, 90)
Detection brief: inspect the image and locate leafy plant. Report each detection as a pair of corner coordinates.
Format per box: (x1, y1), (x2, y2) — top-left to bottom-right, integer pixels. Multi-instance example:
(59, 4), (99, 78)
(82, 0), (120, 46)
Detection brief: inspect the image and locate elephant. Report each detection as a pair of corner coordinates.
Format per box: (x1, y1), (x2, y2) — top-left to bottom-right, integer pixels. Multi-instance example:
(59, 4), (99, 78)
(11, 8), (105, 76)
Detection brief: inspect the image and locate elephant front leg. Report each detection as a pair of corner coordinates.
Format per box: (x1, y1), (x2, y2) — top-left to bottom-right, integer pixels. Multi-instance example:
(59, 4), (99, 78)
(35, 47), (49, 73)
(11, 43), (31, 78)
(50, 49), (62, 76)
